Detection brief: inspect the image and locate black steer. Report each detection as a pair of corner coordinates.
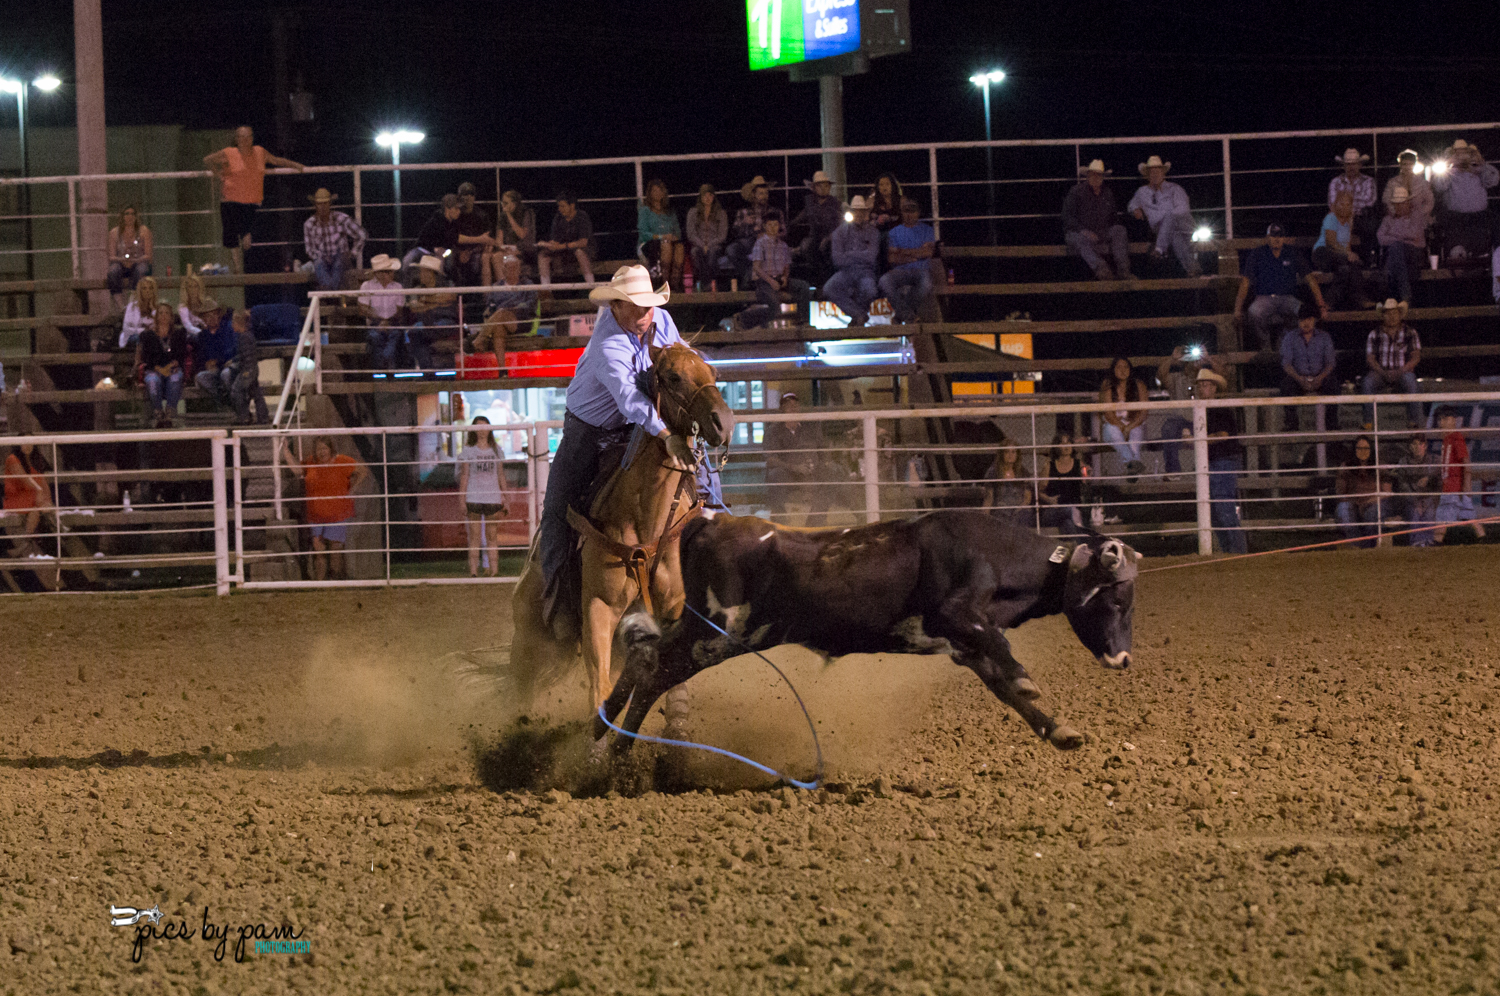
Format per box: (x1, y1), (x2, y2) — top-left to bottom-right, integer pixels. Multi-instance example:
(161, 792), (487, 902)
(603, 510), (1140, 751)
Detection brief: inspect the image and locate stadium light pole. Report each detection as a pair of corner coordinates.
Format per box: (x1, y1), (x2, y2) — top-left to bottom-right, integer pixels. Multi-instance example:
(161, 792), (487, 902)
(969, 70), (1005, 247)
(1, 73), (63, 303)
(376, 129), (423, 255)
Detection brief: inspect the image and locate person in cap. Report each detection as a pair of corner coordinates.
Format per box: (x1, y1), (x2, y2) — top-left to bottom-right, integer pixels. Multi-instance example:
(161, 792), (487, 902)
(879, 198), (938, 324)
(761, 392), (832, 525)
(1063, 159), (1133, 281)
(453, 181), (496, 286)
(1313, 191), (1370, 309)
(1329, 148), (1377, 262)
(406, 193), (464, 275)
(685, 184), (728, 290)
(359, 254), (406, 370)
(1126, 155), (1201, 277)
(1233, 223), (1327, 352)
(537, 265), (695, 609)
(1278, 297), (1337, 438)
(1153, 347), (1225, 479)
(637, 178), (684, 290)
(727, 176), (772, 283)
(1378, 184), (1428, 303)
(825, 195), (881, 326)
(302, 188), (368, 291)
(1361, 298), (1423, 428)
(203, 125), (305, 274)
(1382, 149), (1434, 218)
(191, 297), (237, 406)
(1432, 139), (1498, 262)
(406, 254), (458, 370)
(1197, 367), (1248, 555)
(538, 190), (595, 287)
(789, 170), (842, 281)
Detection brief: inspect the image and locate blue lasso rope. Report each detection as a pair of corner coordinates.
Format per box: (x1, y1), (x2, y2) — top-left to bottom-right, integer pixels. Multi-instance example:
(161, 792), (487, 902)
(596, 602), (824, 791)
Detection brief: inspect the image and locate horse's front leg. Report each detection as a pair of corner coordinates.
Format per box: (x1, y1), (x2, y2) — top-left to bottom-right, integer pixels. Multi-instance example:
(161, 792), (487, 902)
(581, 551), (632, 741)
(648, 549), (690, 741)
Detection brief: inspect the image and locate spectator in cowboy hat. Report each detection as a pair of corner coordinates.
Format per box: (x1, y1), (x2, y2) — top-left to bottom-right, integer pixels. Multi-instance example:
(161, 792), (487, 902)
(1360, 297), (1424, 428)
(1127, 155), (1201, 277)
(1382, 149), (1434, 218)
(359, 253), (406, 370)
(728, 175), (772, 283)
(1194, 367), (1248, 555)
(538, 190), (595, 288)
(685, 184), (728, 290)
(789, 169), (842, 281)
(406, 254), (458, 370)
(1378, 185), (1428, 303)
(302, 188), (367, 291)
(1063, 159), (1133, 281)
(1432, 138), (1498, 262)
(1234, 223), (1328, 352)
(191, 297), (237, 406)
(1328, 148), (1378, 262)
(825, 195), (881, 326)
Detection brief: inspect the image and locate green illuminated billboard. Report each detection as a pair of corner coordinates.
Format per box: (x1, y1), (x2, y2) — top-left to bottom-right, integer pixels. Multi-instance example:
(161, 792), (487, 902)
(747, 0), (862, 71)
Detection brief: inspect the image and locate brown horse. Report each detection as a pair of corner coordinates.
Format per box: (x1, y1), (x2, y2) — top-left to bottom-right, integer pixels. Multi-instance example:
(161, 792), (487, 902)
(508, 342), (734, 733)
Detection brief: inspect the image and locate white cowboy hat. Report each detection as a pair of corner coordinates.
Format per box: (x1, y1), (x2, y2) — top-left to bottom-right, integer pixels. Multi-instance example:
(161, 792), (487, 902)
(369, 253), (401, 272)
(589, 264), (670, 308)
(810, 170), (831, 185)
(1389, 185), (1411, 204)
(1375, 297), (1409, 315)
(1395, 148), (1420, 163)
(1079, 159), (1111, 175)
(307, 188), (338, 204)
(1447, 138), (1479, 155)
(1137, 155), (1171, 175)
(417, 254), (444, 274)
(1335, 148), (1369, 165)
(847, 195), (870, 210)
(1195, 368), (1227, 389)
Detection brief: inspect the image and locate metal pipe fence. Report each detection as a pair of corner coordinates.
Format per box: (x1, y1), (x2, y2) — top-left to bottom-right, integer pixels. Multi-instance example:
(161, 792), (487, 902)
(4, 391), (1497, 594)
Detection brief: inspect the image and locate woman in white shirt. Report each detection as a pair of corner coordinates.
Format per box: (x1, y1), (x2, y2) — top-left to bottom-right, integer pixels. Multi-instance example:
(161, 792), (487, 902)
(119, 276), (160, 348)
(177, 274), (210, 336)
(458, 416), (509, 578)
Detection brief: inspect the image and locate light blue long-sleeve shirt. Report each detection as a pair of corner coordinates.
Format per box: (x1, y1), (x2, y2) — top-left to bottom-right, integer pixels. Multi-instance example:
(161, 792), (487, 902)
(1432, 162), (1499, 213)
(1126, 181), (1191, 229)
(831, 220), (880, 273)
(565, 306), (683, 437)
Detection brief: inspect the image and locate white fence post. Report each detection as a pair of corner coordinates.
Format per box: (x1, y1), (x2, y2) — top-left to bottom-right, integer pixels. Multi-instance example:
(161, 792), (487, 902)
(232, 436), (244, 584)
(212, 435), (230, 595)
(313, 306), (323, 395)
(863, 414), (880, 523)
(352, 166), (362, 230)
(1221, 137), (1234, 240)
(1193, 401), (1212, 555)
(928, 146), (940, 241)
(67, 179), (80, 279)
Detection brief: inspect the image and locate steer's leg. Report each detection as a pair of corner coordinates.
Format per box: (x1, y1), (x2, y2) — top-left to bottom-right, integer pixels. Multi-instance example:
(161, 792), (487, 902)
(953, 649), (1083, 750)
(932, 562), (1040, 699)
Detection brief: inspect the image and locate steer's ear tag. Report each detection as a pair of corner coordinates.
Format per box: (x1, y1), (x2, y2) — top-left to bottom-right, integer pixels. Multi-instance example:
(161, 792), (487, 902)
(1049, 545), (1068, 564)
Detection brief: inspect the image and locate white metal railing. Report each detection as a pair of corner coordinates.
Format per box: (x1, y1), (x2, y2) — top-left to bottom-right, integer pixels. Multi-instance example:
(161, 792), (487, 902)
(2, 121), (1496, 283)
(4, 392), (1496, 595)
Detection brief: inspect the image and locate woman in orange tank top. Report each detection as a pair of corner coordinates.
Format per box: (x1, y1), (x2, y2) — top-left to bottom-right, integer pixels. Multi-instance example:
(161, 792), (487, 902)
(203, 125), (304, 274)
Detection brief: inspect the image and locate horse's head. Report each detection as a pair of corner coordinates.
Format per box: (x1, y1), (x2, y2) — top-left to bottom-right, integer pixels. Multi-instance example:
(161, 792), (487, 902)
(648, 342), (734, 447)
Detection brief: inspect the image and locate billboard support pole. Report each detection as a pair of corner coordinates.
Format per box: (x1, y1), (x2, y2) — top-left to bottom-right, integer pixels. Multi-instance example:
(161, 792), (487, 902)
(819, 74), (847, 200)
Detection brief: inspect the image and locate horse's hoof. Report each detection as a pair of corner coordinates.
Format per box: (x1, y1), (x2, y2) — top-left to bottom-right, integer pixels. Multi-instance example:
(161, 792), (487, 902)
(588, 736), (611, 766)
(1048, 725), (1084, 750)
(1013, 677), (1041, 700)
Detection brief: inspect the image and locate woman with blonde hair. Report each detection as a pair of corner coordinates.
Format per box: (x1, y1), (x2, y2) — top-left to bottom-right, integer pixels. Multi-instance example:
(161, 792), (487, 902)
(119, 275), (160, 348)
(107, 205), (153, 306)
(178, 273), (210, 334)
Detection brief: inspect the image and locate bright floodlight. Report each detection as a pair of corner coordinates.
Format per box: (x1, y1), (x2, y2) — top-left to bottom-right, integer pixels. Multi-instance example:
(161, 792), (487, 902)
(376, 130), (423, 147)
(844, 211), (854, 222)
(1429, 159), (1448, 176)
(0, 78), (20, 94)
(1192, 225), (1214, 243)
(33, 75), (61, 92)
(969, 70), (1005, 86)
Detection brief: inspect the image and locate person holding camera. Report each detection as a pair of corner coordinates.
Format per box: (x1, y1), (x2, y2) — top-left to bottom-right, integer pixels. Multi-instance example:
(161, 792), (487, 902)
(1433, 139), (1498, 263)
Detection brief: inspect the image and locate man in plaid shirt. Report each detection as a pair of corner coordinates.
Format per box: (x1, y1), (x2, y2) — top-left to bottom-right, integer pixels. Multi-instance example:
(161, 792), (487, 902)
(1329, 148), (1377, 263)
(1360, 297), (1424, 427)
(303, 188), (367, 290)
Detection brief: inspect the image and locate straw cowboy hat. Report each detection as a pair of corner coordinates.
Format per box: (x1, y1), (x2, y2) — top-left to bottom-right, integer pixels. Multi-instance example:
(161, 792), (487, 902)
(1137, 155), (1171, 175)
(416, 254), (445, 275)
(1195, 368), (1228, 389)
(848, 195), (870, 210)
(1078, 159), (1111, 176)
(1375, 297), (1409, 315)
(589, 264), (670, 308)
(739, 175), (770, 201)
(1447, 138), (1481, 158)
(1389, 185), (1411, 204)
(1396, 148), (1420, 163)
(1335, 148), (1370, 165)
(808, 170), (831, 186)
(307, 188), (338, 204)
(193, 296), (221, 315)
(368, 253), (400, 272)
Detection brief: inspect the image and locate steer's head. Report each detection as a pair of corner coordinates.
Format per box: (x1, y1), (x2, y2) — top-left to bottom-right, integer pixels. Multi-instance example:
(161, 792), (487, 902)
(1062, 537), (1140, 669)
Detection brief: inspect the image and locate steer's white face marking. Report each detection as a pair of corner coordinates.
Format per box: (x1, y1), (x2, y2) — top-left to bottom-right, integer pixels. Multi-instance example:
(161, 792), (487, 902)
(1101, 651), (1131, 668)
(704, 587), (751, 637)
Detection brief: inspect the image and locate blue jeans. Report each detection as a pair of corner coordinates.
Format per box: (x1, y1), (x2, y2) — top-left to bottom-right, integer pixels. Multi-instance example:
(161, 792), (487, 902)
(313, 255), (350, 291)
(1149, 211), (1198, 274)
(539, 412), (610, 586)
(824, 267), (878, 323)
(1336, 499), (1382, 549)
(407, 308), (458, 369)
(1065, 226), (1130, 275)
(1383, 242), (1424, 303)
(878, 265), (933, 322)
(230, 362), (268, 423)
(1157, 416), (1192, 474)
(143, 369), (184, 415)
(108, 260), (151, 295)
(1103, 422), (1144, 464)
(1247, 294), (1301, 351)
(1400, 495), (1437, 546)
(1209, 455), (1247, 554)
(367, 324), (402, 370)
(1360, 369), (1422, 427)
(194, 364), (234, 403)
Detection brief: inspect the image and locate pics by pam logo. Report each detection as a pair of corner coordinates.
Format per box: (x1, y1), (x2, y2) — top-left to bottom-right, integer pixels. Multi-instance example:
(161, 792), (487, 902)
(109, 903), (308, 963)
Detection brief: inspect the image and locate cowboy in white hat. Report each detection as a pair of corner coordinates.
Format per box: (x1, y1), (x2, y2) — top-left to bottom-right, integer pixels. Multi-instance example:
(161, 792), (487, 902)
(1329, 148), (1377, 259)
(1063, 159), (1132, 281)
(789, 169), (842, 277)
(403, 253), (459, 370)
(538, 265), (695, 607)
(1377, 184), (1427, 303)
(1361, 297), (1424, 428)
(1127, 155), (1201, 276)
(1433, 139), (1499, 262)
(303, 186), (367, 291)
(358, 254), (405, 368)
(1191, 365), (1248, 555)
(826, 194), (881, 326)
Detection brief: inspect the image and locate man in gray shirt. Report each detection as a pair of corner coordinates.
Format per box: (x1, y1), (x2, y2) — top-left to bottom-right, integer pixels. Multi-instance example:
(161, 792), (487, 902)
(824, 196), (881, 326)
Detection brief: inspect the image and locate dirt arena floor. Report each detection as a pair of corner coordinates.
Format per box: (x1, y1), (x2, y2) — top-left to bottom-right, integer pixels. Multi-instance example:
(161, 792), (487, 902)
(4, 544), (1500, 995)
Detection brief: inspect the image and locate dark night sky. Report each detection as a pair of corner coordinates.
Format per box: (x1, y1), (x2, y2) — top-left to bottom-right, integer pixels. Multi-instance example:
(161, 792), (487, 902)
(3, 1), (1498, 169)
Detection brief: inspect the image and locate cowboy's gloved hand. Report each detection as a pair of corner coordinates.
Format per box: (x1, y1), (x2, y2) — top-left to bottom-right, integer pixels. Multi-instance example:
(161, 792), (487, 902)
(663, 433), (696, 471)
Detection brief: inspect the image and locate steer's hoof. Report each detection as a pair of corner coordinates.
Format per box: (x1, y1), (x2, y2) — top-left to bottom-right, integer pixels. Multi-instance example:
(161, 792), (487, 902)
(1012, 677), (1041, 700)
(587, 736), (611, 767)
(1048, 725), (1085, 750)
